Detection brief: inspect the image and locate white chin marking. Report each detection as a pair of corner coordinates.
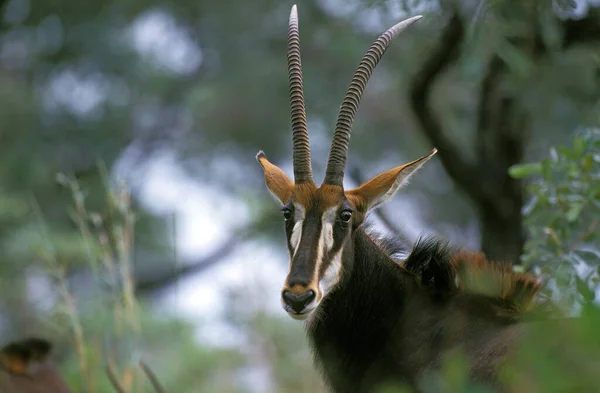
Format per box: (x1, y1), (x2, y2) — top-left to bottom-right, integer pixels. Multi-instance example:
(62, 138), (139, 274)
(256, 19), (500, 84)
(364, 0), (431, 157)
(288, 311), (311, 321)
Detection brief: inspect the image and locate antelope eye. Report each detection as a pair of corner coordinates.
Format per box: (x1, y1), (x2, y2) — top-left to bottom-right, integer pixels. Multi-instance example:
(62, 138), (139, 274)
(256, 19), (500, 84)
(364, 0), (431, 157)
(282, 209), (292, 221)
(340, 210), (352, 222)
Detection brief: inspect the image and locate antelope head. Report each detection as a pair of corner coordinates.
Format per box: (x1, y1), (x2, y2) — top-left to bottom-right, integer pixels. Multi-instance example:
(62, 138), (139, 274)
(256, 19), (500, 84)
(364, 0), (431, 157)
(257, 5), (437, 320)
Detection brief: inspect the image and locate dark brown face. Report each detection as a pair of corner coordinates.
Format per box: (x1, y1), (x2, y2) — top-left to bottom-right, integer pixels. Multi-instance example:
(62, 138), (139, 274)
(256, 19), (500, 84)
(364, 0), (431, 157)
(279, 183), (359, 320)
(257, 150), (437, 320)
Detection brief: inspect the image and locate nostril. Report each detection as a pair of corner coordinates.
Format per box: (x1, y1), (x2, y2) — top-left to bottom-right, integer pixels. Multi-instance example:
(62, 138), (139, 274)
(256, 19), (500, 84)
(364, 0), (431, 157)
(298, 289), (315, 305)
(283, 290), (316, 313)
(303, 290), (316, 304)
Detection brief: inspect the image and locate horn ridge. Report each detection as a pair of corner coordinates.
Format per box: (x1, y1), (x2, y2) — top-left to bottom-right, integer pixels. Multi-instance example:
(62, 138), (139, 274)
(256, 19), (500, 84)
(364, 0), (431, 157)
(324, 15), (423, 186)
(288, 4), (313, 184)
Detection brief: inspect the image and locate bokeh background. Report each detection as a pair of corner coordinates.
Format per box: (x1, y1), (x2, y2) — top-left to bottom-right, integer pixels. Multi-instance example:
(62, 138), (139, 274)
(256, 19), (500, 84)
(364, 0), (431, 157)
(0, 0), (599, 391)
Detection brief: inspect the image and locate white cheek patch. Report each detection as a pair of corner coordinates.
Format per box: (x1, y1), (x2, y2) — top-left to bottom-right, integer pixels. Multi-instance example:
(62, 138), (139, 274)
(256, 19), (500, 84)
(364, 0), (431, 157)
(319, 249), (343, 297)
(315, 206), (342, 298)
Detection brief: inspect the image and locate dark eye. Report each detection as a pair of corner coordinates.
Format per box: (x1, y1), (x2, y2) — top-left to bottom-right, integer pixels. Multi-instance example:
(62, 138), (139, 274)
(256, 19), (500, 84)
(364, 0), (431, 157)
(282, 208), (292, 221)
(339, 210), (352, 222)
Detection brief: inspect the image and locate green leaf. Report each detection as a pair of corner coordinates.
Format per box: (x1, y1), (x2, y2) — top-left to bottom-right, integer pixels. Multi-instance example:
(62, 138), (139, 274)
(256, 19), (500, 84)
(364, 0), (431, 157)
(575, 276), (595, 302)
(565, 202), (585, 222)
(557, 146), (575, 160)
(538, 7), (563, 51)
(583, 155), (594, 171)
(573, 136), (586, 158)
(509, 163), (543, 178)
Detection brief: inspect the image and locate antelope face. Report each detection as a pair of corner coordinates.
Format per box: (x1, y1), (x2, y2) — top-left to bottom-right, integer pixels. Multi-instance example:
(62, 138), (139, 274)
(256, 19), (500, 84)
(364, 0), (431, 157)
(257, 152), (435, 320)
(256, 5), (434, 320)
(279, 183), (349, 319)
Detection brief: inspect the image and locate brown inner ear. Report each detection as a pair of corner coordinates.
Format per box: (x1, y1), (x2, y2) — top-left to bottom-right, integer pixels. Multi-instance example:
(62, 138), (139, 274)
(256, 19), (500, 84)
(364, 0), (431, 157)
(350, 166), (404, 202)
(257, 152), (294, 204)
(346, 164), (410, 214)
(346, 149), (438, 212)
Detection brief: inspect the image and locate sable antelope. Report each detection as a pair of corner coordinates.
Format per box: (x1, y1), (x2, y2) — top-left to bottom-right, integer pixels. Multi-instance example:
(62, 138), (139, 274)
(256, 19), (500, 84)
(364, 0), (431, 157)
(256, 5), (546, 392)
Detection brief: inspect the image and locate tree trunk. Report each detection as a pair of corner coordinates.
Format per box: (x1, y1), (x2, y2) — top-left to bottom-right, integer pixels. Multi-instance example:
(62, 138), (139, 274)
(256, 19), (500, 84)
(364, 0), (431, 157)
(479, 198), (524, 264)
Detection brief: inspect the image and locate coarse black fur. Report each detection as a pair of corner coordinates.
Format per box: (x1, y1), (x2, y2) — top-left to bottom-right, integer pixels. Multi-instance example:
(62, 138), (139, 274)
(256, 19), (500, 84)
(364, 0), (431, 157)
(305, 226), (539, 393)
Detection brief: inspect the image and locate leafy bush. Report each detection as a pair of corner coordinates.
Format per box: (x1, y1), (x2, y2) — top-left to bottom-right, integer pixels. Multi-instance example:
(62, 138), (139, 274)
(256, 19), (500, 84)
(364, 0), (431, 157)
(394, 130), (600, 393)
(511, 128), (600, 310)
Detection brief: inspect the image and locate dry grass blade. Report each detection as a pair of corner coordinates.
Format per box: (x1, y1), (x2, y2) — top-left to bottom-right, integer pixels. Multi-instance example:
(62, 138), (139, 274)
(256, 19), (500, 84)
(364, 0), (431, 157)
(105, 362), (126, 393)
(139, 361), (167, 393)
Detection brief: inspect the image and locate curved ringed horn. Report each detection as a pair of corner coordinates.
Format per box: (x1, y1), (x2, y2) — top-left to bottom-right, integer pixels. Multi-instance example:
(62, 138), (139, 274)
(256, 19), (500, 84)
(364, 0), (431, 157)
(288, 4), (313, 184)
(323, 15), (422, 186)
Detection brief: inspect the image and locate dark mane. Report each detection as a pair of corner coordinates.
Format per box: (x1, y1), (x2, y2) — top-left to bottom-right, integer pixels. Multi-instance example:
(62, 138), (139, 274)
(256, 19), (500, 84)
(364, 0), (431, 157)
(405, 236), (544, 319)
(364, 227), (545, 320)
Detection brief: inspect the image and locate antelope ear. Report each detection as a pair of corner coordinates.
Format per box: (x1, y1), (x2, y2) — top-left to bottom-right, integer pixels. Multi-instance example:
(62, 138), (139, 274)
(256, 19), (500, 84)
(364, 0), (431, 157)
(347, 149), (437, 212)
(256, 151), (294, 205)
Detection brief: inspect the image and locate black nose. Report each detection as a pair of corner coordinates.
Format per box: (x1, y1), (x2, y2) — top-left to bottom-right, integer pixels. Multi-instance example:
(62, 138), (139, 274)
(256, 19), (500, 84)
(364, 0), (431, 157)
(282, 290), (315, 313)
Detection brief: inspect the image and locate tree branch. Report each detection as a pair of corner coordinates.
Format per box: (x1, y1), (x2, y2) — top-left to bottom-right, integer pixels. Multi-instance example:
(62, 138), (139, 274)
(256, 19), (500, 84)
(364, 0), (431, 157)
(475, 55), (507, 204)
(476, 56), (503, 162)
(139, 361), (168, 393)
(105, 362), (126, 393)
(132, 208), (283, 294)
(134, 231), (250, 294)
(408, 13), (486, 202)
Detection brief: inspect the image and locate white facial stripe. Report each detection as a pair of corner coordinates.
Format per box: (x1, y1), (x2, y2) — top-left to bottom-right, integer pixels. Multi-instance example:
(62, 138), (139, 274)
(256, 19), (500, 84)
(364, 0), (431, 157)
(283, 204), (344, 318)
(313, 221), (325, 283)
(321, 207), (337, 252)
(322, 222), (334, 250)
(312, 206), (340, 295)
(290, 204), (306, 255)
(291, 221), (303, 252)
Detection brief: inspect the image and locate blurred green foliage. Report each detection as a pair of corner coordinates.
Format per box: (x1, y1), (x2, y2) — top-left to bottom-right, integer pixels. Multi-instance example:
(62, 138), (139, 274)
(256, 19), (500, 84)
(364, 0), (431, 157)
(17, 171), (323, 393)
(407, 129), (600, 393)
(0, 0), (599, 391)
(512, 128), (600, 309)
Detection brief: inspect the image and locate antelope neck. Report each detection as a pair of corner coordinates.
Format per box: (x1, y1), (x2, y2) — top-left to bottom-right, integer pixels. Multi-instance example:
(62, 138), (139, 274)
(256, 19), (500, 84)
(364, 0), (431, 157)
(306, 228), (415, 391)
